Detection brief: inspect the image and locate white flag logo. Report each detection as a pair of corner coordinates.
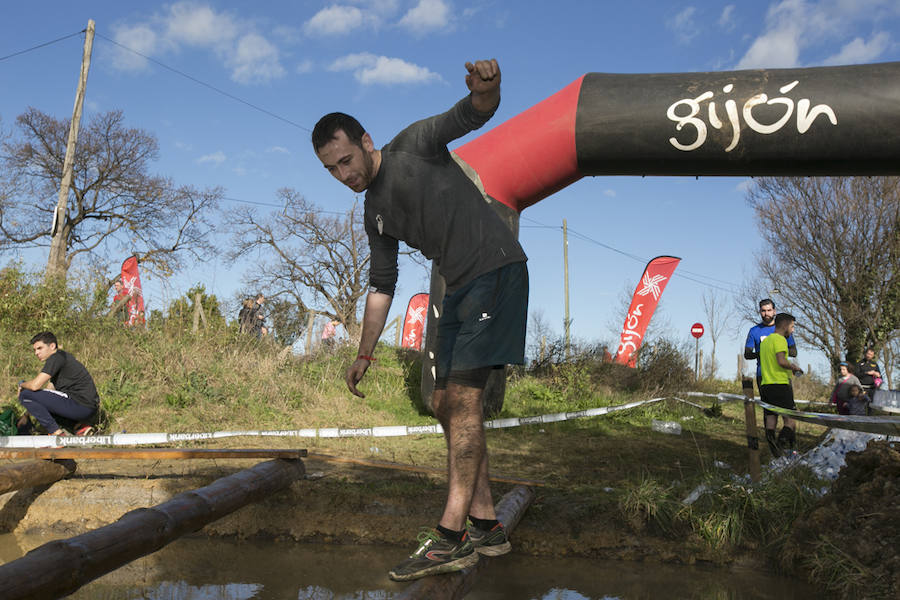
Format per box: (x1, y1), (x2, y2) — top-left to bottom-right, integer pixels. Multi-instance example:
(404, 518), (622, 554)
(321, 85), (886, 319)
(636, 272), (667, 300)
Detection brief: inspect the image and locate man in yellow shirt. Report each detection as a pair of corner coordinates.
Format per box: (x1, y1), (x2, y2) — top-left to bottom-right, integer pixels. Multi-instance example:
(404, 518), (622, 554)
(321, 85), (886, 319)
(759, 313), (804, 457)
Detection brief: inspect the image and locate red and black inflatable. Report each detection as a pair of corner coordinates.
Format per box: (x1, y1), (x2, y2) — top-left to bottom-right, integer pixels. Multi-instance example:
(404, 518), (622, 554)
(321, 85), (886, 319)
(421, 61), (900, 410)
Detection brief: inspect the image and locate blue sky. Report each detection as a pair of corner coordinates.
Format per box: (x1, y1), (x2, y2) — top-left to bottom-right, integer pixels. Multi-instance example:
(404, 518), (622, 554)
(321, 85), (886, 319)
(2, 1), (900, 377)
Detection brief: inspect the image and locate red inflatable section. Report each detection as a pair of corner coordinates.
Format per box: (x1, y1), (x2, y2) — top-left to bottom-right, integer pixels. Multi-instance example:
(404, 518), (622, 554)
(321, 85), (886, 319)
(455, 76), (585, 212)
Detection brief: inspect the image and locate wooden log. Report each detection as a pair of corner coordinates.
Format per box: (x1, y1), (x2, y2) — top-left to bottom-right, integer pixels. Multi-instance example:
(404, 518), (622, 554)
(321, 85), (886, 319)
(396, 485), (535, 600)
(0, 458), (305, 600)
(742, 377), (761, 482)
(0, 460), (76, 495)
(0, 448), (306, 460)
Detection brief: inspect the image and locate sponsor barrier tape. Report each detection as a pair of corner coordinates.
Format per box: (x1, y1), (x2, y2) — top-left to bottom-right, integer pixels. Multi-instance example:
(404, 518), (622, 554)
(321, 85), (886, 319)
(0, 397), (666, 448)
(10, 392), (895, 447)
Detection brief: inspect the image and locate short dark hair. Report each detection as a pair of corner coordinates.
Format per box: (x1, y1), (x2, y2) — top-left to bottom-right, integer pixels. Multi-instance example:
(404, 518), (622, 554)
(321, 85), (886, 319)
(759, 298), (775, 309)
(30, 331), (57, 346)
(774, 312), (795, 328)
(312, 112), (366, 152)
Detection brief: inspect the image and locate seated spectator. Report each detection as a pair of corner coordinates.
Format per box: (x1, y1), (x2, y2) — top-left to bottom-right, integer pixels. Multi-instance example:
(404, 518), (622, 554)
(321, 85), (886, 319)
(831, 362), (861, 415)
(17, 331), (99, 436)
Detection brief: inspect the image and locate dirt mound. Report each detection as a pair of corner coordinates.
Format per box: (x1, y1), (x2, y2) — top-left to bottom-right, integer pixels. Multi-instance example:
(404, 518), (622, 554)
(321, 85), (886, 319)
(786, 441), (900, 599)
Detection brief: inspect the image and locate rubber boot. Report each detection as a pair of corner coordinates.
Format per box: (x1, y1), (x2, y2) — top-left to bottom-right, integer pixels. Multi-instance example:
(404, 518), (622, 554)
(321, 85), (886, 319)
(765, 428), (781, 458)
(778, 426), (796, 453)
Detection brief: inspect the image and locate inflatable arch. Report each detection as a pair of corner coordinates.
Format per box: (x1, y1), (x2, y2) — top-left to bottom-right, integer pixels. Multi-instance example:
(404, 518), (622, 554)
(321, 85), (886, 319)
(421, 61), (900, 412)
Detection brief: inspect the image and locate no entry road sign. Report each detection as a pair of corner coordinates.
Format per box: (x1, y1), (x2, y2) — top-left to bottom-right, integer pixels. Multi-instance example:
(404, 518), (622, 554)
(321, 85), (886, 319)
(691, 323), (704, 338)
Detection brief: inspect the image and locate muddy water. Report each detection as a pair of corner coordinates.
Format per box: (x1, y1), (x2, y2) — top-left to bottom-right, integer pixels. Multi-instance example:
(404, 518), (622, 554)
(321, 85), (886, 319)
(1, 534), (817, 599)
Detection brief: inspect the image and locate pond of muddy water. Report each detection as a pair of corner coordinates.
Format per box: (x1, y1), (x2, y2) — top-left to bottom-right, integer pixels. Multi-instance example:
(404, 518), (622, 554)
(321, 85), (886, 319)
(0, 534), (818, 599)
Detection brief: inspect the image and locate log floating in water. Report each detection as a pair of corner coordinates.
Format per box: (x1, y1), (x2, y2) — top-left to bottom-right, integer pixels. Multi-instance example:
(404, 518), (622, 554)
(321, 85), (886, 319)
(0, 458), (305, 600)
(396, 484), (535, 600)
(0, 447), (306, 460)
(0, 460), (76, 495)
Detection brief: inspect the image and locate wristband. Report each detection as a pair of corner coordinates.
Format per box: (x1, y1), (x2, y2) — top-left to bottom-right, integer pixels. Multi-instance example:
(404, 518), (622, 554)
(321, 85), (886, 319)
(357, 355), (376, 362)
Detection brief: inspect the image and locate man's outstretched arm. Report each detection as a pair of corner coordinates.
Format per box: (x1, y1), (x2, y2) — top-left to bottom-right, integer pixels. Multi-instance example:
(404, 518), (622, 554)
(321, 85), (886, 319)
(466, 59), (501, 113)
(345, 291), (393, 398)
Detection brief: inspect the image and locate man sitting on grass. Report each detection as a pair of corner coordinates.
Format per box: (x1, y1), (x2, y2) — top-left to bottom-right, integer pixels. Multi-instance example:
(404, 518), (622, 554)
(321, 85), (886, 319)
(17, 331), (99, 436)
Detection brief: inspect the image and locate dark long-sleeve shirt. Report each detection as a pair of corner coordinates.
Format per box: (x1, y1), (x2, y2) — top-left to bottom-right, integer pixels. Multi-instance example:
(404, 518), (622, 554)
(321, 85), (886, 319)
(365, 95), (527, 295)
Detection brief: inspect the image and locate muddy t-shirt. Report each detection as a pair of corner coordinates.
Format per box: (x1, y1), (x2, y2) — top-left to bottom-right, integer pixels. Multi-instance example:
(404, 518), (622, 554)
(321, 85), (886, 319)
(365, 95), (527, 295)
(41, 349), (99, 409)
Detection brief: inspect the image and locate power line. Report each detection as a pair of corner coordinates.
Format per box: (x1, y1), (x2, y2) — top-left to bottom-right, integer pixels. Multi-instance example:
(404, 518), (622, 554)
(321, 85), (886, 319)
(0, 30), (84, 62)
(221, 194), (351, 216)
(93, 32), (311, 133)
(520, 214), (740, 295)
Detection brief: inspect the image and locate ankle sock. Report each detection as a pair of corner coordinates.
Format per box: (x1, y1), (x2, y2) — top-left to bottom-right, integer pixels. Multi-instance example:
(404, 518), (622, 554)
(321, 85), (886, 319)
(436, 524), (464, 542)
(468, 516), (499, 530)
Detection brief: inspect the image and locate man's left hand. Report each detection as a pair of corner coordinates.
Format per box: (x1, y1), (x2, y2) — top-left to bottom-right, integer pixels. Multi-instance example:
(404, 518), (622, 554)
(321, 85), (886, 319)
(466, 59), (501, 112)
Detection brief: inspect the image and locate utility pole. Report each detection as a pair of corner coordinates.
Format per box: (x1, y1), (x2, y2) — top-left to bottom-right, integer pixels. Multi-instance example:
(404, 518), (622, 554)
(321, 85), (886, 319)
(46, 20), (95, 281)
(563, 219), (570, 359)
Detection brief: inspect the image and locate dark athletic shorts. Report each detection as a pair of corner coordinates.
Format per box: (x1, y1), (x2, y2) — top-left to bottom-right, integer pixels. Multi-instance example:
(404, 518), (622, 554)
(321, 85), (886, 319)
(434, 261), (528, 380)
(760, 383), (796, 418)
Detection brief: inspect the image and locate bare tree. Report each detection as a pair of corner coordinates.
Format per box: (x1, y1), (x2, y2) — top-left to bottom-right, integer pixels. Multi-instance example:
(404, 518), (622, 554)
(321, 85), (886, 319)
(746, 176), (900, 368)
(701, 290), (735, 379)
(0, 108), (220, 280)
(226, 189), (369, 335)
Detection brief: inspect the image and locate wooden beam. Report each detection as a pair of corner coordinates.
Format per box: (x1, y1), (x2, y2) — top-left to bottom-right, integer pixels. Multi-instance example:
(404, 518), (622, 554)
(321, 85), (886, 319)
(742, 377), (761, 482)
(0, 448), (306, 460)
(0, 460), (76, 495)
(0, 458), (305, 600)
(395, 485), (535, 600)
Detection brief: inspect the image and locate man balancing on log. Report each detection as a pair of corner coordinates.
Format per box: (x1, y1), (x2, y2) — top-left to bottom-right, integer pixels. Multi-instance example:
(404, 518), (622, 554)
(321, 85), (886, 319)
(16, 331), (99, 437)
(313, 58), (527, 581)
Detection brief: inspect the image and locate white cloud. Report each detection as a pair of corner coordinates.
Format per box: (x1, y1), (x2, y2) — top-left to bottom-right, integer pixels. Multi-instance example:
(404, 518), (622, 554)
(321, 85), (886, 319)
(296, 59), (315, 74)
(399, 0), (452, 33)
(603, 189), (617, 197)
(667, 6), (699, 44)
(329, 52), (442, 85)
(718, 4), (736, 31)
(109, 3), (285, 85)
(111, 24), (160, 70)
(267, 146), (291, 154)
(228, 33), (286, 84)
(165, 2), (238, 47)
(197, 151), (226, 165)
(735, 179), (754, 194)
(304, 5), (368, 35)
(175, 141), (193, 151)
(736, 26), (802, 69)
(824, 32), (891, 65)
(736, 0), (898, 69)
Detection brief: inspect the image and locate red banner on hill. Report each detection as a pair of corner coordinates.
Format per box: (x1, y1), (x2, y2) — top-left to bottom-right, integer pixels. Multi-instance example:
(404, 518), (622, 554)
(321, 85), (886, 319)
(401, 293), (429, 350)
(121, 256), (145, 326)
(615, 256), (681, 367)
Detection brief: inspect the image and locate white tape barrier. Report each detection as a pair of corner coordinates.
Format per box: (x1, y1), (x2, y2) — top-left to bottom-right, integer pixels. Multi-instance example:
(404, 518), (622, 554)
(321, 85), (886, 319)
(0, 397), (667, 449)
(680, 390), (832, 407)
(757, 400), (900, 436)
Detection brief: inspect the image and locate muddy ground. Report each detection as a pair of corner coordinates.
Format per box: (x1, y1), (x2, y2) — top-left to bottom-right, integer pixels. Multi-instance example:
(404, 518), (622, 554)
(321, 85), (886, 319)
(2, 437), (898, 599)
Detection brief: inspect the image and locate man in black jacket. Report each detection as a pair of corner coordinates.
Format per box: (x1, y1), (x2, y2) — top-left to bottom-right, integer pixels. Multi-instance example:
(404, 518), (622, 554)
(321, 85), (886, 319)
(856, 347), (882, 397)
(313, 58), (525, 581)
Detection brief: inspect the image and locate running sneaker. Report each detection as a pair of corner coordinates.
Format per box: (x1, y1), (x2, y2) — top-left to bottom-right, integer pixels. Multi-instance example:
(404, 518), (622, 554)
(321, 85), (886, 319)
(74, 424), (94, 436)
(388, 528), (479, 581)
(466, 520), (512, 556)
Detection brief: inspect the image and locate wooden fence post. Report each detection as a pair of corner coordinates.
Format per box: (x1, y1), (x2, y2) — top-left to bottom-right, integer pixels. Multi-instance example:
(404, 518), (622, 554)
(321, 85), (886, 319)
(742, 377), (761, 482)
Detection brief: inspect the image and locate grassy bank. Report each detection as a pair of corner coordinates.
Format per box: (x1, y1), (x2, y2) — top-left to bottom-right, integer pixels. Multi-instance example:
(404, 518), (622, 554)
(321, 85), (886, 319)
(2, 272), (872, 596)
